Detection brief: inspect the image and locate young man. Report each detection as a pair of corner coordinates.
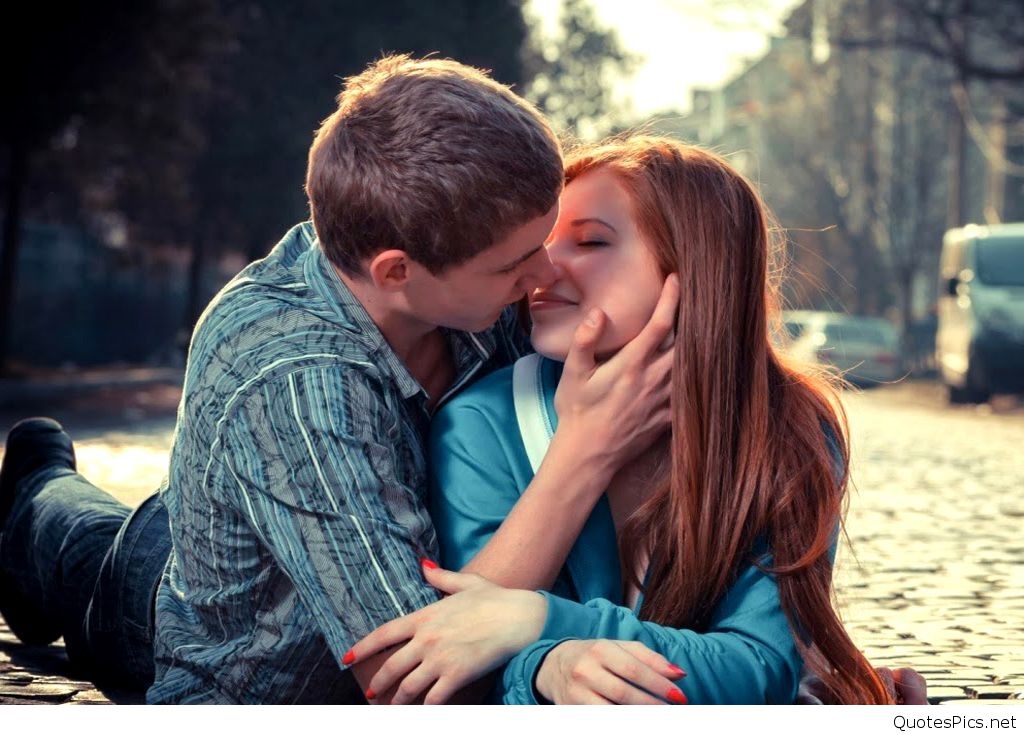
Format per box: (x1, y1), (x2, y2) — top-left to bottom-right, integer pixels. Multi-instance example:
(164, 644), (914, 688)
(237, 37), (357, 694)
(0, 55), (675, 703)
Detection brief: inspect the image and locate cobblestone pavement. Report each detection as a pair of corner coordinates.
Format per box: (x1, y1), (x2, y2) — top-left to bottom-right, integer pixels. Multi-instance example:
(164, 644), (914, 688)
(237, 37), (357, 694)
(835, 385), (1023, 706)
(0, 380), (1021, 704)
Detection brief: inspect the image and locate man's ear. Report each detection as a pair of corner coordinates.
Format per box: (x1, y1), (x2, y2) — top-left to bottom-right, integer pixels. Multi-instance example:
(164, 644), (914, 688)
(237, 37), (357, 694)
(366, 249), (414, 291)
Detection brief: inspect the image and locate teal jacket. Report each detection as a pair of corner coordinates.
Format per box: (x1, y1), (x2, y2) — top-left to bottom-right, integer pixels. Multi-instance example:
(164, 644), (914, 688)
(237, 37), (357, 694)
(429, 355), (825, 705)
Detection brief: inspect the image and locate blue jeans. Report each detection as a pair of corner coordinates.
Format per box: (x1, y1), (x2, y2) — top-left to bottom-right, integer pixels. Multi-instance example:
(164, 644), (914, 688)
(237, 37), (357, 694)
(0, 466), (170, 690)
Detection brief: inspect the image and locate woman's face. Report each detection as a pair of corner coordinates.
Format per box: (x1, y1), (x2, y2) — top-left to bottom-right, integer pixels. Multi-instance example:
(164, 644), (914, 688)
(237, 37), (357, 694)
(529, 167), (666, 361)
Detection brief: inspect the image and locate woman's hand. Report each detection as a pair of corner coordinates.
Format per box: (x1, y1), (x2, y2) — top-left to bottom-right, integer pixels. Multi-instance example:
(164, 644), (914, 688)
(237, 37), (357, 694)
(551, 274), (678, 483)
(535, 639), (688, 705)
(347, 562), (547, 704)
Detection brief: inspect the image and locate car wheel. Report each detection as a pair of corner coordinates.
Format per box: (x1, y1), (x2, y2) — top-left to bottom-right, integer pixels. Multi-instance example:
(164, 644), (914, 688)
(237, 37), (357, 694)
(947, 383), (975, 404)
(965, 354), (992, 404)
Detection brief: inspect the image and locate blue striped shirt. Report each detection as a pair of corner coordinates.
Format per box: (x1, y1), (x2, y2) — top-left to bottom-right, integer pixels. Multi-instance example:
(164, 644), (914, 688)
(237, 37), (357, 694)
(147, 222), (528, 704)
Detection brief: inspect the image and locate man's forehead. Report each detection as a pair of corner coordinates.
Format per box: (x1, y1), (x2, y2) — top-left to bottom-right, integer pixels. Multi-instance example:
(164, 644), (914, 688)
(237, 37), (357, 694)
(476, 205), (559, 270)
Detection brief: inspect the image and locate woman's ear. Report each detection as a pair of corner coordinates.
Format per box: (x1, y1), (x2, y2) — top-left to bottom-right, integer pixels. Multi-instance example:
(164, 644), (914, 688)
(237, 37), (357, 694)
(367, 249), (413, 291)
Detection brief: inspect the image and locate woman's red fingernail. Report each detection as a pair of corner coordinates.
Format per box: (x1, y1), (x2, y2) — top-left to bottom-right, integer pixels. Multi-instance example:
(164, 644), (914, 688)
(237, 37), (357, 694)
(342, 649), (356, 665)
(420, 558), (438, 570)
(668, 664), (686, 678)
(667, 688), (688, 704)
(365, 688), (376, 700)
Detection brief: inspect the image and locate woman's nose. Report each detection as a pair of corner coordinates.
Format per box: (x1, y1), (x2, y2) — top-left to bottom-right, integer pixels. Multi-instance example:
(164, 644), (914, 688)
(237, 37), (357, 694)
(544, 237), (574, 269)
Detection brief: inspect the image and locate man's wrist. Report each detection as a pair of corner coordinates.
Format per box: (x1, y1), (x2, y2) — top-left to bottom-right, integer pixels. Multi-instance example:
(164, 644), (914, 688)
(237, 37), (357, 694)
(544, 428), (617, 491)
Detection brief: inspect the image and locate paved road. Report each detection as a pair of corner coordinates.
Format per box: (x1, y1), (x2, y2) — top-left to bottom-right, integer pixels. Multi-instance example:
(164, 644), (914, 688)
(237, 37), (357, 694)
(835, 384), (1023, 705)
(1, 381), (1022, 704)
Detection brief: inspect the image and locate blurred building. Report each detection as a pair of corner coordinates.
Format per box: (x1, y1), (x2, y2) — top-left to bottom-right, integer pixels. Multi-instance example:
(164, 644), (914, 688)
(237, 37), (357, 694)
(653, 0), (1024, 334)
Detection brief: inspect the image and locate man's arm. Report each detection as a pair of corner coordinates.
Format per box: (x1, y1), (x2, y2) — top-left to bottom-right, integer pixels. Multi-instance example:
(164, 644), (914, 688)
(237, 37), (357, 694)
(222, 364), (441, 695)
(456, 276), (679, 590)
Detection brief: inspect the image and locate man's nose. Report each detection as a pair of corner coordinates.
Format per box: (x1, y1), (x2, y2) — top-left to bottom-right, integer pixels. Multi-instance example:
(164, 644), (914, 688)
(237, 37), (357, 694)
(518, 251), (558, 293)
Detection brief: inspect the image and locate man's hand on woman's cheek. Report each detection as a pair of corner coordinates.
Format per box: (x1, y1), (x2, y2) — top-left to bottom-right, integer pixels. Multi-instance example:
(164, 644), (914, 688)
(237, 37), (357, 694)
(552, 274), (678, 483)
(345, 562), (547, 704)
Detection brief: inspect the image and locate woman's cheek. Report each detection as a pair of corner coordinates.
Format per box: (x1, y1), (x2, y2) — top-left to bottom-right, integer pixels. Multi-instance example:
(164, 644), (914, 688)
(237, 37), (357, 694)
(594, 312), (646, 356)
(610, 300), (655, 344)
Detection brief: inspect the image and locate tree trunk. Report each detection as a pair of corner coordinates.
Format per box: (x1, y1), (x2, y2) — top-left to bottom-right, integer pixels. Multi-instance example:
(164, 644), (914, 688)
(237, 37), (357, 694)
(947, 82), (968, 229)
(946, 11), (970, 229)
(183, 230), (206, 339)
(0, 143), (29, 375)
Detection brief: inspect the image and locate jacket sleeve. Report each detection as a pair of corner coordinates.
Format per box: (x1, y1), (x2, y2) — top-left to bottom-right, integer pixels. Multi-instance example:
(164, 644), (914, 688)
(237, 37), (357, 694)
(503, 523), (842, 705)
(502, 552), (805, 705)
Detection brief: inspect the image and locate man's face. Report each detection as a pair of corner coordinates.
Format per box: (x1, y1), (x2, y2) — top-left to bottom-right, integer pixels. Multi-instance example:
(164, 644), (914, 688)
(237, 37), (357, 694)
(402, 205), (559, 333)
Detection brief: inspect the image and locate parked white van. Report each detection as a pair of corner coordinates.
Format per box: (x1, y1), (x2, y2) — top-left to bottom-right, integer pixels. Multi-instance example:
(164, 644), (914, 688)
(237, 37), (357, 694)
(936, 223), (1024, 403)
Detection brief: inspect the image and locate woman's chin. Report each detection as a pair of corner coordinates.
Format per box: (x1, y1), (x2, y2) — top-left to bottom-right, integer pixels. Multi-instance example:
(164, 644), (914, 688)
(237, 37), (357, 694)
(529, 331), (571, 363)
(530, 328), (631, 364)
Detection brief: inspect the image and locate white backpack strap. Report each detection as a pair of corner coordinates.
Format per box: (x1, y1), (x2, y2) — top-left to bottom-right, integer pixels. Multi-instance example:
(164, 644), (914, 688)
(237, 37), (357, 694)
(512, 354), (553, 474)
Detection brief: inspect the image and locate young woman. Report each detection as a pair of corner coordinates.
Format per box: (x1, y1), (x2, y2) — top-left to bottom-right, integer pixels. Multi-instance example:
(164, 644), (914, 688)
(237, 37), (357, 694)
(349, 137), (920, 705)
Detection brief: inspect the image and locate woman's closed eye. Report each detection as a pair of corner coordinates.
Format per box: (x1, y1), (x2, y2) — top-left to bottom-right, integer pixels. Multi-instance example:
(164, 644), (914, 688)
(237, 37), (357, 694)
(578, 240), (609, 248)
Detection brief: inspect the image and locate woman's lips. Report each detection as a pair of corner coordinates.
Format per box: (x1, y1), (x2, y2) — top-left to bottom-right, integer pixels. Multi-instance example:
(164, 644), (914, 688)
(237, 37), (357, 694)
(529, 294), (577, 312)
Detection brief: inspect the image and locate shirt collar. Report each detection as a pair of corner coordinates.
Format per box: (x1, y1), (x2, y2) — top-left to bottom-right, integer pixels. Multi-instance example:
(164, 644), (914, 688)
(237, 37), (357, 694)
(301, 223), (496, 401)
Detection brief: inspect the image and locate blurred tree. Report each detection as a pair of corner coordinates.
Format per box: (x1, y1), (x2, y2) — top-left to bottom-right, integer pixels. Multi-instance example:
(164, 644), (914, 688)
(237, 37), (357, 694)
(810, 0), (1024, 227)
(179, 0), (535, 332)
(1, 1), (536, 367)
(830, 0), (1024, 83)
(787, 0), (1021, 326)
(0, 0), (228, 373)
(651, 0), (1020, 342)
(761, 1), (950, 332)
(522, 0), (640, 141)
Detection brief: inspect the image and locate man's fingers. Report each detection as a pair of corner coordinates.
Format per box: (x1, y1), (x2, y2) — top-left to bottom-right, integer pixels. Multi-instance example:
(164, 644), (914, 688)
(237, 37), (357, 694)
(653, 341), (675, 379)
(619, 274), (679, 360)
(421, 563), (487, 595)
(562, 308), (605, 379)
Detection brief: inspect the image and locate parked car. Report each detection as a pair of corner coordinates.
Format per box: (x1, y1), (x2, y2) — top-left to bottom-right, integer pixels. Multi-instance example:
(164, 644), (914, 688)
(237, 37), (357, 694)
(784, 311), (902, 385)
(936, 223), (1024, 404)
(781, 309), (816, 342)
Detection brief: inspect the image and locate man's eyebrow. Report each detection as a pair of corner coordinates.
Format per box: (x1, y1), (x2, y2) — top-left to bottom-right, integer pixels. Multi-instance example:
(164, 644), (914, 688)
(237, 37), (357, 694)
(495, 244), (544, 273)
(570, 217), (617, 233)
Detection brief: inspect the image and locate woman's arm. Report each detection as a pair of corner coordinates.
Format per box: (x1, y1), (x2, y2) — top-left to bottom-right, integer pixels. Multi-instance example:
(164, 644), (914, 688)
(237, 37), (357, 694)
(503, 557), (805, 705)
(429, 400), (606, 589)
(506, 533), (843, 706)
(348, 564), (683, 704)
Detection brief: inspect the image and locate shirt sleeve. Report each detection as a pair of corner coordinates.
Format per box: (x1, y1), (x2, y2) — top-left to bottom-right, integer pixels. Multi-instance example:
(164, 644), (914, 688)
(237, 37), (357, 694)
(221, 364), (442, 664)
(502, 554), (805, 705)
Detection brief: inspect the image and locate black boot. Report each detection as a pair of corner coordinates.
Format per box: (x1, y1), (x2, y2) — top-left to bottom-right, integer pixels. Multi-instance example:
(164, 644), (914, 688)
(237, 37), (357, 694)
(0, 417), (77, 644)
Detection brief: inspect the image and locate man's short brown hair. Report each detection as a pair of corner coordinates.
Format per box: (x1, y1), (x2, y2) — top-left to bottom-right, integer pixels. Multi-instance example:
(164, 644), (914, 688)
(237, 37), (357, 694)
(306, 54), (563, 275)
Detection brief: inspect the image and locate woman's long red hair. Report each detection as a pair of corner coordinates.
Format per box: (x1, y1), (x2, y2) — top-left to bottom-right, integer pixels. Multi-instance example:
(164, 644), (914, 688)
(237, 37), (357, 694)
(565, 137), (892, 704)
